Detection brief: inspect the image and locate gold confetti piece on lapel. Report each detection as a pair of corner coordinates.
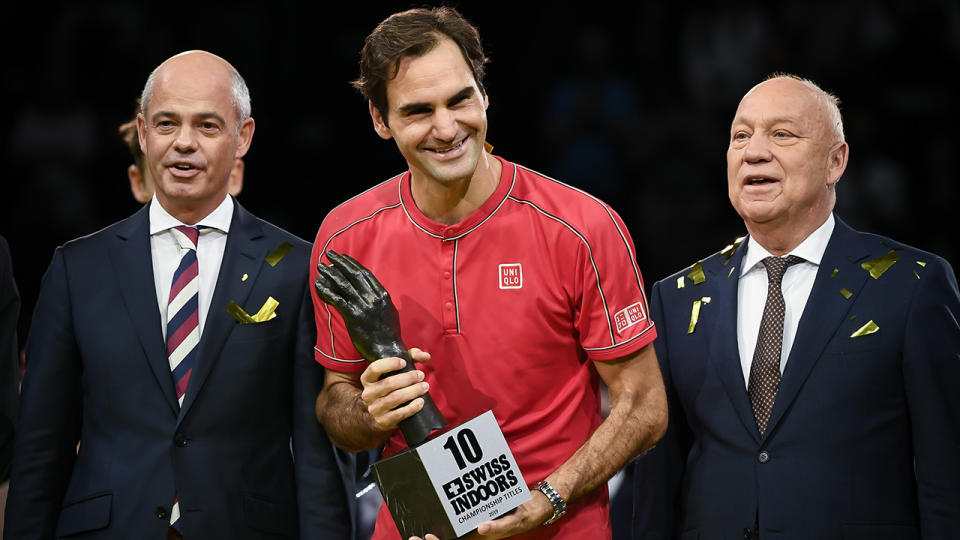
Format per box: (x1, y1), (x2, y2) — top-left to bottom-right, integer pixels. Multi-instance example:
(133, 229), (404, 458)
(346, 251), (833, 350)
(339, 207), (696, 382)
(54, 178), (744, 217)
(831, 268), (839, 278)
(840, 288), (852, 299)
(850, 320), (879, 338)
(252, 297), (279, 322)
(677, 276), (685, 289)
(850, 315), (857, 320)
(226, 297), (279, 324)
(728, 266), (736, 278)
(861, 250), (900, 279)
(265, 242), (294, 267)
(687, 296), (711, 334)
(226, 302), (256, 324)
(721, 236), (746, 266)
(916, 261), (926, 267)
(914, 271), (920, 279)
(688, 261), (706, 285)
(241, 273), (248, 282)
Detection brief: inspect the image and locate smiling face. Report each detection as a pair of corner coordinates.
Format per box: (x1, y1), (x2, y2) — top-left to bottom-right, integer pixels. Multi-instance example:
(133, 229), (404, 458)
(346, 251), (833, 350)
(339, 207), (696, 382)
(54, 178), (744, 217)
(137, 52), (254, 224)
(727, 77), (848, 245)
(369, 35), (488, 189)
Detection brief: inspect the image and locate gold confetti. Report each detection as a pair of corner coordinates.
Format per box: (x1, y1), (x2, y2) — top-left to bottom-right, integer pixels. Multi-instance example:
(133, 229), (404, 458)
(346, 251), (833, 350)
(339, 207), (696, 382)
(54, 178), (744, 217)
(850, 320), (879, 338)
(677, 276), (685, 289)
(226, 297), (279, 324)
(687, 297), (711, 334)
(840, 288), (852, 299)
(916, 261), (926, 267)
(861, 250), (900, 279)
(830, 268), (839, 278)
(484, 141), (494, 153)
(881, 241), (903, 251)
(241, 273), (249, 282)
(688, 261), (706, 285)
(728, 266), (736, 278)
(850, 315), (857, 320)
(721, 236), (746, 266)
(265, 242), (294, 267)
(914, 271), (920, 280)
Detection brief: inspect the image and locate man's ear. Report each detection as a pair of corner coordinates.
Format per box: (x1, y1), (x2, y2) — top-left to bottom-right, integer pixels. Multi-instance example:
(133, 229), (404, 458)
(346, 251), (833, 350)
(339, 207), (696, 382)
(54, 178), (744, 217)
(235, 117), (256, 159)
(228, 159), (244, 196)
(369, 101), (392, 140)
(127, 164), (152, 204)
(826, 141), (849, 187)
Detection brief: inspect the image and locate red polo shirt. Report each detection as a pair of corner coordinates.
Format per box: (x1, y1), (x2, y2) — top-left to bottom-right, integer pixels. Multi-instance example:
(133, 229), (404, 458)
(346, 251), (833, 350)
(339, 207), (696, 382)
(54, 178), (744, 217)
(310, 156), (656, 540)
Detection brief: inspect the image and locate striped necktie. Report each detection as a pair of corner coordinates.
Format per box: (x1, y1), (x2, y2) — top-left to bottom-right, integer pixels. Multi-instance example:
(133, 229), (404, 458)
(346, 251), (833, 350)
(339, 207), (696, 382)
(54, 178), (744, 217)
(166, 225), (200, 534)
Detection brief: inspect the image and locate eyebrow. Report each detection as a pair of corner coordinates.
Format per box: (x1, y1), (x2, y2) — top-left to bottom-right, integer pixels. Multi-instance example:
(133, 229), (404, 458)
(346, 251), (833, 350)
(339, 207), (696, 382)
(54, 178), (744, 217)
(150, 110), (228, 125)
(396, 86), (476, 115)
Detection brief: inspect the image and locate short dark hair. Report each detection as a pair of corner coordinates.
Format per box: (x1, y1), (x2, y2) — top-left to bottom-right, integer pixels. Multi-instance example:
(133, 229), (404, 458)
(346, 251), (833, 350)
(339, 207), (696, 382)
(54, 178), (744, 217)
(118, 101), (145, 172)
(353, 7), (489, 122)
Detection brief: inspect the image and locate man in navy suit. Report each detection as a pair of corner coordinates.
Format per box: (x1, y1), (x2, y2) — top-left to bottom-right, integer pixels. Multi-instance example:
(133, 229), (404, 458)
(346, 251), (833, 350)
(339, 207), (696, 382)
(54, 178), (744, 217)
(632, 74), (960, 539)
(5, 51), (351, 539)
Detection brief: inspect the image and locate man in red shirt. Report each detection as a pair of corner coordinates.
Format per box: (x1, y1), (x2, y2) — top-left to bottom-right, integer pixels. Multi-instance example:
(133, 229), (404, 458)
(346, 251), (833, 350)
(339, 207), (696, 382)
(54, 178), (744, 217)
(312, 7), (667, 539)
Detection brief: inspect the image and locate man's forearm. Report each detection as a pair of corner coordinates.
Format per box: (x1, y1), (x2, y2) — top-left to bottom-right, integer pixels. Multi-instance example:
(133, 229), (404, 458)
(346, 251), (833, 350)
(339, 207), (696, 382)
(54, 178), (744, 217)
(316, 380), (394, 452)
(547, 376), (667, 506)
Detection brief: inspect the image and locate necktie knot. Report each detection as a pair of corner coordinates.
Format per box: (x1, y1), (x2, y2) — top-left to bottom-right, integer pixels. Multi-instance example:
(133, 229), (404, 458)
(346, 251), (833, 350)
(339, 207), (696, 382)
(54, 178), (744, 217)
(761, 255), (804, 285)
(172, 226), (200, 251)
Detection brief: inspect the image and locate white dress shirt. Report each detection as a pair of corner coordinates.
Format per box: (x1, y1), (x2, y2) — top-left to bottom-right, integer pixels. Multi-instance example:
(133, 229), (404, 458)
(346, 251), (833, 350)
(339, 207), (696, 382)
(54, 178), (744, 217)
(150, 195), (233, 340)
(737, 213), (835, 387)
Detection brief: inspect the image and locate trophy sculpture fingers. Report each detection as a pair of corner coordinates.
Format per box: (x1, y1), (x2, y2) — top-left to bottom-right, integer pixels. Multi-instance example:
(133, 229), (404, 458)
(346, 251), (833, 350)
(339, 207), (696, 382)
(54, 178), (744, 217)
(317, 250), (447, 446)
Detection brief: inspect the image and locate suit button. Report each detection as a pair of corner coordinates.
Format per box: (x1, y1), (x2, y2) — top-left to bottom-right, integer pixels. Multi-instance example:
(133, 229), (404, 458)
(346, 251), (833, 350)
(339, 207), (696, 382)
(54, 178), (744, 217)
(156, 506), (168, 519)
(174, 432), (187, 447)
(758, 451), (770, 463)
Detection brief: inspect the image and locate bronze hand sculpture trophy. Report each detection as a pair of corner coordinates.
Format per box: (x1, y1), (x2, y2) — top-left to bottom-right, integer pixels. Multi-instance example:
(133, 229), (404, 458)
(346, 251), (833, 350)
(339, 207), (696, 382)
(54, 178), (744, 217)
(315, 250), (447, 446)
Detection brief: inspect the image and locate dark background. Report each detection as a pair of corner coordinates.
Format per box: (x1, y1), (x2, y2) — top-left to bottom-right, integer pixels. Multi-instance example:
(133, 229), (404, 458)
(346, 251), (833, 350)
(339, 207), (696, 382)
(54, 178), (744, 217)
(3, 2), (958, 397)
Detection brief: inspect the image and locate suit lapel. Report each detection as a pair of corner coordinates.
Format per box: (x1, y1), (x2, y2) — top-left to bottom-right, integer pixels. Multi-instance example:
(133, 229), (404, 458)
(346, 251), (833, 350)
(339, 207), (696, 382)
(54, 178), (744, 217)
(111, 205), (180, 416)
(178, 201), (266, 423)
(704, 242), (762, 444)
(765, 218), (870, 438)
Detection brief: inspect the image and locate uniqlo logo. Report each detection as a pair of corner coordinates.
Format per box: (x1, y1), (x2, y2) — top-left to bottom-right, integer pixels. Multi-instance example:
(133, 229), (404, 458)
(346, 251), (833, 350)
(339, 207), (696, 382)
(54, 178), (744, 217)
(614, 301), (647, 333)
(498, 263), (522, 289)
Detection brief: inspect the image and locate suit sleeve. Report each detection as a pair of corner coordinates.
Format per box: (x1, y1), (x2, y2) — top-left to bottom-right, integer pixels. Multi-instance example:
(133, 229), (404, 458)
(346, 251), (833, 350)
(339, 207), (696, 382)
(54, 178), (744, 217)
(903, 257), (960, 538)
(5, 248), (82, 539)
(0, 236), (20, 482)
(632, 280), (691, 540)
(291, 283), (355, 540)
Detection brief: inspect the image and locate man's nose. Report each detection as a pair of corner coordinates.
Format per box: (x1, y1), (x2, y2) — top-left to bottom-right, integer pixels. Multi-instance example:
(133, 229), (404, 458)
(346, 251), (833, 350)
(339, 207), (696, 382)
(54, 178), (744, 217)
(431, 108), (458, 142)
(173, 126), (198, 152)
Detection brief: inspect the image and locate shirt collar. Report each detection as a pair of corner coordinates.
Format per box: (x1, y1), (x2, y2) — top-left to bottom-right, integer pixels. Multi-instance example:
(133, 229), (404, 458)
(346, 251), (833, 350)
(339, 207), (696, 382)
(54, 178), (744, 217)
(740, 213), (835, 277)
(149, 194), (234, 235)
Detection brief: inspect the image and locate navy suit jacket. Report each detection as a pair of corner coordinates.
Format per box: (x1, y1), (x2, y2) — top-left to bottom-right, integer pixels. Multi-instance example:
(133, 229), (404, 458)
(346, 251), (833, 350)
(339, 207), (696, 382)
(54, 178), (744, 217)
(633, 217), (960, 540)
(6, 200), (353, 539)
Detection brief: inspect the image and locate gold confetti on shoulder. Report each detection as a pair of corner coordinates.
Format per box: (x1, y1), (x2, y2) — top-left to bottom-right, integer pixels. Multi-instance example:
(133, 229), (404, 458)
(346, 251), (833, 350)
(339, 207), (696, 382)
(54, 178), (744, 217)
(688, 261), (706, 285)
(840, 288), (852, 299)
(241, 273), (248, 282)
(677, 276), (685, 289)
(721, 236), (746, 266)
(265, 242), (294, 267)
(728, 266), (736, 278)
(861, 250), (900, 279)
(850, 320), (879, 338)
(830, 268), (839, 278)
(916, 261), (927, 267)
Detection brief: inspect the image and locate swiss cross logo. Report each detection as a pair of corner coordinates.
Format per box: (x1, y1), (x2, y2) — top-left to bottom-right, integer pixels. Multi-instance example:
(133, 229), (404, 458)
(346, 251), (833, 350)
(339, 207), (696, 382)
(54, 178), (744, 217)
(498, 263), (523, 289)
(614, 301), (647, 333)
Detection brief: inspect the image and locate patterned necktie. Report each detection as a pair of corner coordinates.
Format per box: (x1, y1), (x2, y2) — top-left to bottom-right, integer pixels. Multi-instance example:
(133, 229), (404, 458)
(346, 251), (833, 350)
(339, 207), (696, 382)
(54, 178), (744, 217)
(748, 255), (803, 437)
(166, 225), (200, 534)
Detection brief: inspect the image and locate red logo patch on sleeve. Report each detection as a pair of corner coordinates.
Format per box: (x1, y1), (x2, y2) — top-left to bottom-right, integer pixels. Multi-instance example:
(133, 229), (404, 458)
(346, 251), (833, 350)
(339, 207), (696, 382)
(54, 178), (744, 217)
(614, 301), (647, 333)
